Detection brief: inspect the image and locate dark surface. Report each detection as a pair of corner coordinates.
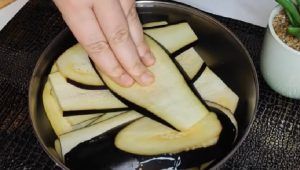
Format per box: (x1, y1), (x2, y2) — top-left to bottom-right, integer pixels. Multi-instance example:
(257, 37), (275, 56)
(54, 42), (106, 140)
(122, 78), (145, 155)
(0, 0), (299, 169)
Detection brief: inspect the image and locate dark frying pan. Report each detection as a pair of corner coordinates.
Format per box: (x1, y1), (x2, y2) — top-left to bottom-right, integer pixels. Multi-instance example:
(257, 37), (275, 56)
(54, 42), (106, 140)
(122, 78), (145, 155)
(29, 1), (259, 169)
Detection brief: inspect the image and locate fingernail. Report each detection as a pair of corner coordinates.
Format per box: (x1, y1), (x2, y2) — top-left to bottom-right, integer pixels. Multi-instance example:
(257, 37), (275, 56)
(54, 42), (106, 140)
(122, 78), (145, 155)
(143, 52), (156, 66)
(140, 71), (154, 85)
(120, 74), (134, 87)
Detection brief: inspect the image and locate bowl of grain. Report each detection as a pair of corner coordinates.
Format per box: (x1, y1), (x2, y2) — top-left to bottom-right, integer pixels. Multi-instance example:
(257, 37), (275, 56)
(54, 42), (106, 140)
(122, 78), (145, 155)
(261, 5), (300, 99)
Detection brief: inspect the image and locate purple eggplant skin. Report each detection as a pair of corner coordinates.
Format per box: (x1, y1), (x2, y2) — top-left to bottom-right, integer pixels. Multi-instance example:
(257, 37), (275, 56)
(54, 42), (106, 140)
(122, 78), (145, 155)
(65, 107), (236, 170)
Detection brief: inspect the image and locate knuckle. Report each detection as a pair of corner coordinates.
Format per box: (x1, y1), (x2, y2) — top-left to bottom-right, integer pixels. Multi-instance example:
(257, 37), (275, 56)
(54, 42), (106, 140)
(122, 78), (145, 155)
(110, 65), (125, 78)
(110, 28), (130, 44)
(128, 61), (145, 76)
(86, 41), (110, 54)
(137, 43), (149, 55)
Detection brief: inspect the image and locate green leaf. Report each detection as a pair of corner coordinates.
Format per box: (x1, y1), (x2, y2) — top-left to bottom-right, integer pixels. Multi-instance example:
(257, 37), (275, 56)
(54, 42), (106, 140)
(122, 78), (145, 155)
(286, 10), (298, 26)
(296, 0), (300, 11)
(276, 0), (300, 26)
(287, 26), (300, 38)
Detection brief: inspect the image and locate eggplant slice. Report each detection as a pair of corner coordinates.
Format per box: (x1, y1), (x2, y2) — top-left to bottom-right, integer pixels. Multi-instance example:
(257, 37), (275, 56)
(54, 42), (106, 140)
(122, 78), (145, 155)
(48, 72), (127, 112)
(55, 139), (63, 161)
(98, 36), (209, 131)
(56, 44), (103, 86)
(43, 81), (102, 135)
(65, 108), (236, 170)
(59, 111), (143, 159)
(71, 117), (99, 129)
(65, 113), (103, 126)
(175, 47), (204, 79)
(143, 21), (168, 28)
(205, 101), (238, 140)
(43, 81), (73, 136)
(90, 111), (125, 125)
(144, 22), (198, 53)
(194, 67), (239, 114)
(50, 62), (58, 73)
(115, 113), (221, 155)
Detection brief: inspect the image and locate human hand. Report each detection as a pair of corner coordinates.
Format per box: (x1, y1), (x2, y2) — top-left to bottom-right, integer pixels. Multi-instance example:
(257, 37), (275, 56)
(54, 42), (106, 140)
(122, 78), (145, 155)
(53, 0), (155, 87)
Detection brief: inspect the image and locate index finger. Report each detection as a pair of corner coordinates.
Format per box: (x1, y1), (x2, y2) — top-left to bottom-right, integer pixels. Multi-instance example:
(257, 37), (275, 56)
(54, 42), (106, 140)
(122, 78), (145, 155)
(54, 1), (134, 87)
(93, 0), (154, 86)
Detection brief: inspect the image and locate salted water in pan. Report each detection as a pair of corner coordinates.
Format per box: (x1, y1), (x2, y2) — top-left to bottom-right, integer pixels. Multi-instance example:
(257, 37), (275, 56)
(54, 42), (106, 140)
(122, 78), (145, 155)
(64, 107), (236, 170)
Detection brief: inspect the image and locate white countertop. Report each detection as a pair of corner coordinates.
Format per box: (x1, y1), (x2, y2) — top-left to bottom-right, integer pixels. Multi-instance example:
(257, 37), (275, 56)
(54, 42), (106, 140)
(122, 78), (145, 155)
(0, 0), (28, 30)
(174, 0), (277, 27)
(0, 0), (277, 32)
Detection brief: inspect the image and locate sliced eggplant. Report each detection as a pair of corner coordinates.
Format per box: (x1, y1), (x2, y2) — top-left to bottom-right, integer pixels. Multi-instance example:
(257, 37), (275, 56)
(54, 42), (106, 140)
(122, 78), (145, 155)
(194, 67), (239, 113)
(71, 117), (99, 129)
(43, 81), (104, 135)
(65, 113), (103, 125)
(206, 101), (238, 140)
(59, 110), (143, 159)
(90, 111), (124, 125)
(51, 63), (58, 73)
(56, 44), (103, 86)
(143, 21), (168, 28)
(55, 139), (63, 161)
(43, 81), (73, 136)
(66, 78), (106, 90)
(48, 72), (127, 111)
(144, 22), (198, 53)
(175, 47), (204, 79)
(98, 36), (209, 131)
(115, 112), (221, 155)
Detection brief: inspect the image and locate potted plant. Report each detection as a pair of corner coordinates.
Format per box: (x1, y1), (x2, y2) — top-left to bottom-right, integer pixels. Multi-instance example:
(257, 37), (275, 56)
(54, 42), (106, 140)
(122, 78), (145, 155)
(261, 0), (300, 99)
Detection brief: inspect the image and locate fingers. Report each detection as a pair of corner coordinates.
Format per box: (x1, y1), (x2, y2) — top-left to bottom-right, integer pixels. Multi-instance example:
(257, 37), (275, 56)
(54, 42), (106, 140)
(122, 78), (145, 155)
(120, 0), (155, 66)
(54, 0), (134, 87)
(54, 0), (155, 86)
(93, 0), (154, 86)
(86, 40), (134, 87)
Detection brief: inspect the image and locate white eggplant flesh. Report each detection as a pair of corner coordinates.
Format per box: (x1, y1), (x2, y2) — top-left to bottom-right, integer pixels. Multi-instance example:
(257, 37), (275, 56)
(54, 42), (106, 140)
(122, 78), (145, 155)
(43, 82), (73, 136)
(143, 21), (168, 28)
(144, 22), (198, 53)
(90, 111), (125, 125)
(65, 113), (103, 125)
(99, 36), (209, 131)
(48, 72), (127, 111)
(115, 112), (221, 155)
(71, 117), (99, 130)
(194, 68), (239, 113)
(56, 44), (103, 86)
(175, 47), (204, 79)
(59, 111), (143, 158)
(50, 63), (58, 73)
(55, 139), (63, 161)
(43, 82), (103, 135)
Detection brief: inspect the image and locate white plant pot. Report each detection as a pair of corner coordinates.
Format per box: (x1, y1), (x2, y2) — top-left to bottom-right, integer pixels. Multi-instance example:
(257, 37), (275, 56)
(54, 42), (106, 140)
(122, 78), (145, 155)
(261, 5), (300, 99)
